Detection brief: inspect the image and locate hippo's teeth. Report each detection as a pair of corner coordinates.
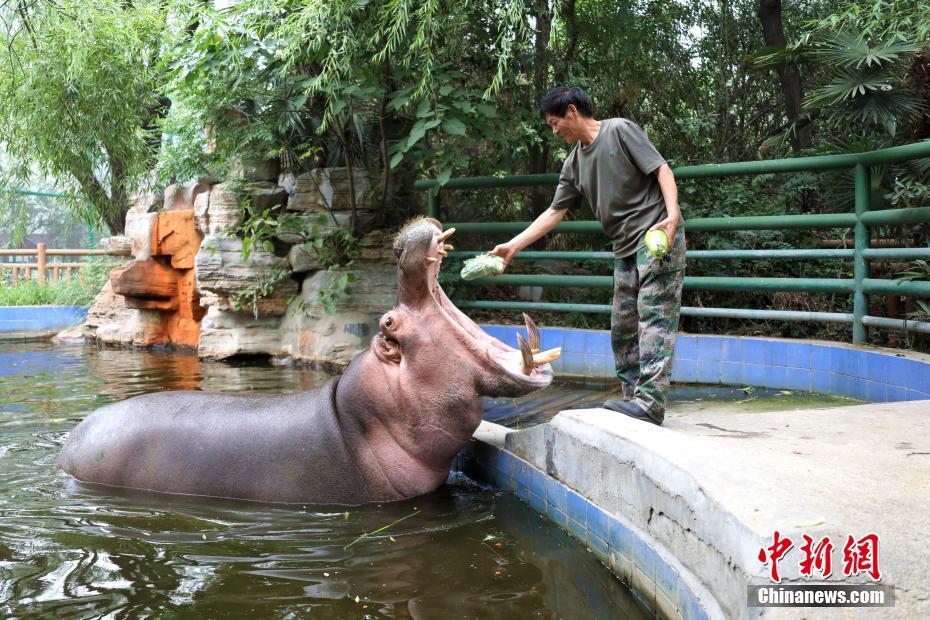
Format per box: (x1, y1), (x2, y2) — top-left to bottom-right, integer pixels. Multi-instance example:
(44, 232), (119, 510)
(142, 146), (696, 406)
(517, 334), (534, 375)
(532, 347), (561, 366)
(425, 257), (439, 264)
(439, 228), (455, 242)
(438, 249), (448, 257)
(443, 244), (454, 252)
(522, 313), (540, 353)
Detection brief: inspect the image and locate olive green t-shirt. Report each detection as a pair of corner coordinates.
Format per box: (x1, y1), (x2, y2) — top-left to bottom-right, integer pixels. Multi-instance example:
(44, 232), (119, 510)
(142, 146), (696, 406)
(550, 118), (668, 257)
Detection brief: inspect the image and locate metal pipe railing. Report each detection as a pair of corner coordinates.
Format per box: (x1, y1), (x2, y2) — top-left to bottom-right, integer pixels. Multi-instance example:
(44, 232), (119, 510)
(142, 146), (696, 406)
(420, 140), (930, 343)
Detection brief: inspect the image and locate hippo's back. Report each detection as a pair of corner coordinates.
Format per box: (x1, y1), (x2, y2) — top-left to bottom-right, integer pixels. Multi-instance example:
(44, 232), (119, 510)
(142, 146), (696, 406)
(58, 379), (372, 504)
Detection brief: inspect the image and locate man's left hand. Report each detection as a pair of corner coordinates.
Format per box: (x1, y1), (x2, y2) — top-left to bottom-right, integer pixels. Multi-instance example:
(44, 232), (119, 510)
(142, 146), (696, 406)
(649, 215), (679, 243)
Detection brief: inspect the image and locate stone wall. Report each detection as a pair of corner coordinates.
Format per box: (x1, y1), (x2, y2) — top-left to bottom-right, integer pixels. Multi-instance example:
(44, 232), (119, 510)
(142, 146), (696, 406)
(83, 166), (396, 367)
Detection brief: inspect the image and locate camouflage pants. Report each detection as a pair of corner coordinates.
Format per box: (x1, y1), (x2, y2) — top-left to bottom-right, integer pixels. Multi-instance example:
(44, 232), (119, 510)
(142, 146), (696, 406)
(611, 229), (686, 421)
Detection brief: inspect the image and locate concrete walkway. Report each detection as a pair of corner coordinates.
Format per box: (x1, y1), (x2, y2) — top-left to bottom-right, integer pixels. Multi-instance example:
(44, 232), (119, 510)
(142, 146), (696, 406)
(502, 400), (930, 619)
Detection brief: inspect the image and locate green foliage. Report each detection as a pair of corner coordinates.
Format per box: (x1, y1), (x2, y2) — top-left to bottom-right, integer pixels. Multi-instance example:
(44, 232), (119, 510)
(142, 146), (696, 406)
(0, 257), (117, 306)
(0, 1), (167, 232)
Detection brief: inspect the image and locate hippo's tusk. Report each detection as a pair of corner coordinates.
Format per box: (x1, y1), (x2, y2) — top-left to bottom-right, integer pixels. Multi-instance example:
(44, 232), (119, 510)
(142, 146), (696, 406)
(517, 334), (534, 375)
(522, 313), (540, 353)
(425, 257), (438, 264)
(439, 228), (455, 242)
(532, 347), (561, 366)
(438, 249), (448, 257)
(443, 244), (454, 252)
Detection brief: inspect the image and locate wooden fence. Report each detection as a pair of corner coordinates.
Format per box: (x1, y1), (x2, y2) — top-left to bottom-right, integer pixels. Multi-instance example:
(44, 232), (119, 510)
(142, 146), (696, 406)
(0, 243), (130, 284)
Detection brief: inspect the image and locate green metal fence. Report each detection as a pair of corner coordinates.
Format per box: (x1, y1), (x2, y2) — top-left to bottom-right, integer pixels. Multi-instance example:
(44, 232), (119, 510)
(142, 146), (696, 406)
(414, 140), (930, 343)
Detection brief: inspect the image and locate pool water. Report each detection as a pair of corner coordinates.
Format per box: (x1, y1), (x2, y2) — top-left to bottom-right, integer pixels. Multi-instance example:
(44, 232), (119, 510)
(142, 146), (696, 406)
(0, 341), (649, 619)
(484, 379), (865, 428)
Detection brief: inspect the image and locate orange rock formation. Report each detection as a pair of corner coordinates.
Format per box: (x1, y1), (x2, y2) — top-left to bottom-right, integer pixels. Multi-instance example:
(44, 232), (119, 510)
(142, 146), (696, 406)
(110, 209), (206, 348)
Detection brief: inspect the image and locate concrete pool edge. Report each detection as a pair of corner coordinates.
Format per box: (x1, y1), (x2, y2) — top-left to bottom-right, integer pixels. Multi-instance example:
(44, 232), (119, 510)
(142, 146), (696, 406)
(458, 399), (930, 620)
(0, 306), (88, 341)
(480, 325), (930, 402)
(456, 419), (726, 620)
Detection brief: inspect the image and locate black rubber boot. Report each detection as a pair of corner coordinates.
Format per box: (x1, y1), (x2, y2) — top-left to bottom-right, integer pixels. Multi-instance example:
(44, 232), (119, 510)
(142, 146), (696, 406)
(602, 399), (662, 426)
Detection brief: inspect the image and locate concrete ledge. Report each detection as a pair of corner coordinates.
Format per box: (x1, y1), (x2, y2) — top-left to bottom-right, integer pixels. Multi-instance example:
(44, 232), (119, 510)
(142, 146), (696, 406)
(481, 325), (930, 401)
(460, 400), (930, 619)
(0, 306), (87, 340)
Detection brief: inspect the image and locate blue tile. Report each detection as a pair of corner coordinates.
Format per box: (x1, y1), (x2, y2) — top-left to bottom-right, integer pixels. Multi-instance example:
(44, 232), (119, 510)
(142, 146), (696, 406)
(562, 331), (587, 355)
(529, 491), (546, 515)
(761, 366), (787, 390)
(742, 363), (768, 387)
(763, 341), (788, 368)
(679, 581), (708, 620)
(695, 360), (721, 384)
(905, 360), (930, 393)
(864, 353), (888, 384)
(585, 354), (611, 378)
(672, 358), (697, 383)
(585, 331), (607, 355)
(548, 507), (568, 528)
(545, 477), (568, 513)
(515, 482), (531, 503)
(609, 518), (633, 558)
(526, 466), (546, 498)
(560, 353), (588, 376)
(906, 389), (930, 402)
(830, 373), (854, 398)
(742, 339), (768, 366)
(810, 345), (832, 371)
(811, 370), (832, 393)
(719, 361), (742, 385)
(676, 336), (698, 360)
(887, 385), (907, 402)
(587, 504), (610, 543)
(655, 560), (680, 604)
(589, 534), (609, 563)
(886, 355), (911, 388)
(785, 342), (811, 369)
(866, 380), (887, 402)
(568, 518), (587, 543)
(830, 347), (859, 377)
(566, 490), (587, 525)
(696, 336), (722, 361)
(784, 368), (811, 392)
(720, 337), (742, 363)
(631, 536), (657, 579)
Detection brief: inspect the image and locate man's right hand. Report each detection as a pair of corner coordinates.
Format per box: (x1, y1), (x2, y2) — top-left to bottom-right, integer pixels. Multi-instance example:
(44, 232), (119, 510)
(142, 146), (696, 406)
(489, 243), (517, 269)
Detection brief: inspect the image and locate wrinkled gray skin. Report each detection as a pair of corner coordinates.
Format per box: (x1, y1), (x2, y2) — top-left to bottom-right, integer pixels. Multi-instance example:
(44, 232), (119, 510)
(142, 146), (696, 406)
(59, 218), (553, 505)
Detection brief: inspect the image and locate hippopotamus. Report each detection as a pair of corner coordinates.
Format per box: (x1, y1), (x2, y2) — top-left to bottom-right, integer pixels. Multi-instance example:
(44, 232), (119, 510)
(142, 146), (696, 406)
(59, 218), (559, 505)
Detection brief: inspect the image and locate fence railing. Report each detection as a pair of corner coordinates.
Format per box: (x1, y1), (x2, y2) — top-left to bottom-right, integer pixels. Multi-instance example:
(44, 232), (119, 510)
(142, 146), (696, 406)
(0, 244), (127, 284)
(414, 140), (930, 343)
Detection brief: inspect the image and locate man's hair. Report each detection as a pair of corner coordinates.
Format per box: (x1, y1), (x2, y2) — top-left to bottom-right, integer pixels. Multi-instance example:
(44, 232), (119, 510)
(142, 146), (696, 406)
(539, 87), (594, 118)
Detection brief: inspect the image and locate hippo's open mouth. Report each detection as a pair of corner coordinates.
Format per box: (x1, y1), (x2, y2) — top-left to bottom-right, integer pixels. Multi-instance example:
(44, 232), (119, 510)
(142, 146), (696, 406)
(388, 219), (558, 393)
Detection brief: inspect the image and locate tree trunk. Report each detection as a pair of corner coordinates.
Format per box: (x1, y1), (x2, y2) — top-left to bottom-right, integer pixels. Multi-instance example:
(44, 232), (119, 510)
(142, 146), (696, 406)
(758, 0), (810, 152)
(527, 0), (554, 217)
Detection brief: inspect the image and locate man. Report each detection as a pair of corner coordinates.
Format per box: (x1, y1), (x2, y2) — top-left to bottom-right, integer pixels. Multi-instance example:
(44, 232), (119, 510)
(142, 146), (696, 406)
(489, 86), (685, 426)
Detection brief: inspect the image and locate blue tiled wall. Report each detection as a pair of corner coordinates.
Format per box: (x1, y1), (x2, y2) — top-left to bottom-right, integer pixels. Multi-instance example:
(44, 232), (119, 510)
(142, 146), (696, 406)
(0, 306), (87, 336)
(481, 325), (930, 402)
(454, 441), (713, 620)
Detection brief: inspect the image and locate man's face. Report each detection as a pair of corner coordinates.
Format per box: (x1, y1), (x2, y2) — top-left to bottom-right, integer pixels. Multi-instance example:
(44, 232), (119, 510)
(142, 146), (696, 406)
(545, 107), (579, 143)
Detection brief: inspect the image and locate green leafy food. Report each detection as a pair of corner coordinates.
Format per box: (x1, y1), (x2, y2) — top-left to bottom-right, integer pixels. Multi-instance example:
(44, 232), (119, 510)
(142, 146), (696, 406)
(460, 254), (505, 281)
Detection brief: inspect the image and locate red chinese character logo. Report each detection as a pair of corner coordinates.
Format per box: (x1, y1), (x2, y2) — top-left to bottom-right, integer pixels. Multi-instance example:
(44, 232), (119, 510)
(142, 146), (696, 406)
(842, 533), (881, 581)
(758, 531), (794, 583)
(799, 534), (834, 578)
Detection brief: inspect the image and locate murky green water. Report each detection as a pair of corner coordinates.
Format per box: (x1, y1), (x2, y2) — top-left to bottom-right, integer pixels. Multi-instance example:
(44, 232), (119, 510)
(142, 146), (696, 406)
(485, 376), (865, 428)
(0, 341), (648, 619)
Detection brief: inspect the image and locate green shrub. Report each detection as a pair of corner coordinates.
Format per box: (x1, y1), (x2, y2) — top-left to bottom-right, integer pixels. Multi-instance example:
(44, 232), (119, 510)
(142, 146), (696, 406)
(0, 258), (117, 307)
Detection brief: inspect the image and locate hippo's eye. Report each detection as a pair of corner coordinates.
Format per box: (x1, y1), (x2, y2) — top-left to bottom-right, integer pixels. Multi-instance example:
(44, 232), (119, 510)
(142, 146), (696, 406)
(385, 317), (394, 328)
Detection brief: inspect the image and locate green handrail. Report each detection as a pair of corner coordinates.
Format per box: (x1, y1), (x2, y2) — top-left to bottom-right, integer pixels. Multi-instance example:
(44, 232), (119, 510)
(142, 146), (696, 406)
(419, 140), (930, 344)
